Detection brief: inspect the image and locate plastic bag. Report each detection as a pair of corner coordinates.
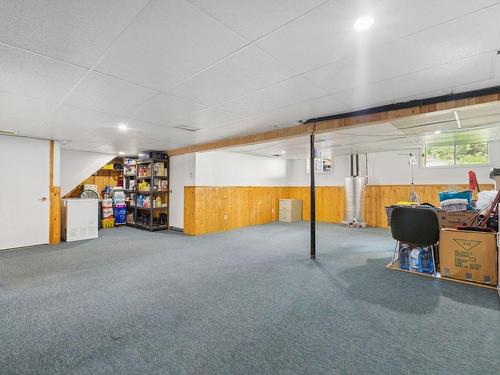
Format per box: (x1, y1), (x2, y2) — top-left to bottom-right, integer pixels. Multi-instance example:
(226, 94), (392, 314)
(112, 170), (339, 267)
(476, 190), (498, 210)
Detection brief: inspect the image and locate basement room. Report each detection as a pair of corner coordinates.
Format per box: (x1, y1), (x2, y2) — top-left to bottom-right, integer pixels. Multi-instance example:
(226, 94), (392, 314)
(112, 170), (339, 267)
(0, 1), (499, 374)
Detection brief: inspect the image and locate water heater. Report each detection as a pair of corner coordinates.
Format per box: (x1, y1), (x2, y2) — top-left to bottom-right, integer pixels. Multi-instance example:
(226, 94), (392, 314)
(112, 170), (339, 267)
(342, 154), (368, 227)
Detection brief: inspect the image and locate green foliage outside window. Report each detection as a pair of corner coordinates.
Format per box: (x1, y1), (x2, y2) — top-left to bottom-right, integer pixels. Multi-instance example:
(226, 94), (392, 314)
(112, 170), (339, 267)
(425, 142), (488, 167)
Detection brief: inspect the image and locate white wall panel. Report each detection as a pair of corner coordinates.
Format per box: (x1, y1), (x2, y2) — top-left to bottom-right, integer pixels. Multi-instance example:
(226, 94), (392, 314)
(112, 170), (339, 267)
(60, 149), (115, 196)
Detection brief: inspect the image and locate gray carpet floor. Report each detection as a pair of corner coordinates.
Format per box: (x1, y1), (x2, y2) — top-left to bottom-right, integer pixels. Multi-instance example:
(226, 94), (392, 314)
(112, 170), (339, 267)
(0, 222), (499, 374)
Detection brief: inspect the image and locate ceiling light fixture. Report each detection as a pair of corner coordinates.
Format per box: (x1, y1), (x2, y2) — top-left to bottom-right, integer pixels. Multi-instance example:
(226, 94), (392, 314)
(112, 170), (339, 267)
(434, 130), (442, 135)
(118, 151), (125, 155)
(354, 15), (374, 31)
(118, 123), (127, 132)
(281, 150), (286, 154)
(0, 129), (15, 135)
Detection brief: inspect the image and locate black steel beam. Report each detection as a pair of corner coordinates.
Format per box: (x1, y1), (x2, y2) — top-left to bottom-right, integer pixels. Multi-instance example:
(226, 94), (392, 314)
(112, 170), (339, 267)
(303, 85), (500, 124)
(310, 133), (316, 260)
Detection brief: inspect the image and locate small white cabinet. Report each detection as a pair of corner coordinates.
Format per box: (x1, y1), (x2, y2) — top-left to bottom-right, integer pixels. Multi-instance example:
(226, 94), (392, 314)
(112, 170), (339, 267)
(62, 199), (98, 242)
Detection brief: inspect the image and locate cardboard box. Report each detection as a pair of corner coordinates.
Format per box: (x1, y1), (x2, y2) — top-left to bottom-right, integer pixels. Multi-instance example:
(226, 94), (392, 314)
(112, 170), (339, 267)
(439, 228), (497, 285)
(436, 210), (478, 228)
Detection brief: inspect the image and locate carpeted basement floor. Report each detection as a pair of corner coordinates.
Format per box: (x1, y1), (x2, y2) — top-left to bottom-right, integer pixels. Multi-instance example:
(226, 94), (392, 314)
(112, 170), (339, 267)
(0, 222), (499, 374)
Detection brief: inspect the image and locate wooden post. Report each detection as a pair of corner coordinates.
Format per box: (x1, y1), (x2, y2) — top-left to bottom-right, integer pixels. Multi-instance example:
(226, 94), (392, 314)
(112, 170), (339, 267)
(49, 140), (61, 244)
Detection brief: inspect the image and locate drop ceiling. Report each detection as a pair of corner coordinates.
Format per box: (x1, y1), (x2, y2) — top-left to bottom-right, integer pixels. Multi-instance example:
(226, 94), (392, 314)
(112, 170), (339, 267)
(226, 102), (500, 159)
(1, 0), (500, 154)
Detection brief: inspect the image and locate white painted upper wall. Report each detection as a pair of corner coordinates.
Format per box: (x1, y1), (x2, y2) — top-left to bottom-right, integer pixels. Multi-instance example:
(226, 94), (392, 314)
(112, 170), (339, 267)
(287, 141), (500, 186)
(195, 151), (288, 186)
(60, 149), (115, 196)
(169, 153), (196, 229)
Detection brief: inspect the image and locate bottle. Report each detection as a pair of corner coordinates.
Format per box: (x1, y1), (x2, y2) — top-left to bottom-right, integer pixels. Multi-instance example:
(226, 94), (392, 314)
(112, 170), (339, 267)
(418, 246), (434, 274)
(399, 243), (411, 270)
(410, 247), (421, 270)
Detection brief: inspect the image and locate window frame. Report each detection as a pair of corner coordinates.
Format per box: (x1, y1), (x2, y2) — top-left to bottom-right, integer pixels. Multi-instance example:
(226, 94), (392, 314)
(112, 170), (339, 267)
(422, 141), (490, 169)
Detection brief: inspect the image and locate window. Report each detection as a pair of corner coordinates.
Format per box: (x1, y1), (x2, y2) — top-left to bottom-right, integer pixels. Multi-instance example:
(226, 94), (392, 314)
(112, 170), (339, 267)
(424, 142), (488, 167)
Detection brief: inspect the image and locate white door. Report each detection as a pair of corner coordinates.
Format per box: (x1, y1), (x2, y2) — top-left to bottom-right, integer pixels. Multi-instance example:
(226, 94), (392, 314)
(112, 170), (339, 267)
(0, 137), (50, 250)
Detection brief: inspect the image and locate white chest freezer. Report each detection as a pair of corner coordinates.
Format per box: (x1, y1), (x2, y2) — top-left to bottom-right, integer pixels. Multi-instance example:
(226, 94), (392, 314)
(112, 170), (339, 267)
(62, 199), (98, 242)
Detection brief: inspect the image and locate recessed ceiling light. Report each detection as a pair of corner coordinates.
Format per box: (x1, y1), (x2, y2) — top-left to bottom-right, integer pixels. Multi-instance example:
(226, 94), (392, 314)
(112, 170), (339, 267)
(354, 15), (374, 31)
(118, 151), (125, 155)
(118, 123), (127, 131)
(281, 150), (286, 154)
(434, 130), (442, 135)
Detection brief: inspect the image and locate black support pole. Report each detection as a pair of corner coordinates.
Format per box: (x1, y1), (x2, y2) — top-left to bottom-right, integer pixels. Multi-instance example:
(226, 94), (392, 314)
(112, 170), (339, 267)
(310, 133), (316, 260)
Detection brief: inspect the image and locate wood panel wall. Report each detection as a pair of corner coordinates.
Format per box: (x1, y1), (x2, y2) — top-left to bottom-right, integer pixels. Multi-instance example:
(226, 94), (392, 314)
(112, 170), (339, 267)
(184, 186), (288, 235)
(65, 169), (122, 198)
(288, 187), (344, 223)
(363, 184), (493, 228)
(49, 140), (61, 244)
(184, 184), (494, 235)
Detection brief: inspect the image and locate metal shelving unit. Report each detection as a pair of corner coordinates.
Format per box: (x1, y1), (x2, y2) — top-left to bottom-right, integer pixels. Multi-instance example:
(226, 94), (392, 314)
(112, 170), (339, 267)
(123, 158), (137, 227)
(128, 157), (169, 231)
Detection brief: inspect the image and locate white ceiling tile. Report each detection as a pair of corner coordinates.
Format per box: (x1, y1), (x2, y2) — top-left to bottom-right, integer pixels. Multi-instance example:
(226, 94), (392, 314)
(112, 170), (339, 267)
(0, 0), (149, 67)
(320, 52), (493, 114)
(46, 105), (135, 140)
(147, 126), (220, 146)
(365, 0), (500, 42)
(206, 118), (275, 138)
(261, 92), (353, 123)
(172, 45), (295, 106)
(182, 108), (244, 130)
(0, 44), (87, 102)
(130, 93), (208, 125)
(0, 117), (48, 139)
(391, 52), (493, 100)
(65, 72), (158, 116)
(188, 0), (326, 41)
(257, 0), (500, 73)
(300, 3), (500, 94)
(382, 5), (500, 73)
(96, 0), (246, 91)
(217, 76), (326, 116)
(256, 0), (363, 73)
(453, 78), (500, 95)
(140, 140), (184, 151)
(0, 92), (54, 122)
(62, 140), (109, 153)
(50, 105), (126, 131)
(131, 93), (243, 129)
(206, 115), (300, 138)
(73, 122), (161, 154)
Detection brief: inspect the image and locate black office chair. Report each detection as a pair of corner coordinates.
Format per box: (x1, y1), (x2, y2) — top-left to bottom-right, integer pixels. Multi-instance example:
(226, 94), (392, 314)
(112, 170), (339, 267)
(389, 206), (440, 274)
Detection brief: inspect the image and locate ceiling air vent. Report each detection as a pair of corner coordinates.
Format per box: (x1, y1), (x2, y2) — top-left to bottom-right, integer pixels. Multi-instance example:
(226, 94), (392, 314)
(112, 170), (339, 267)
(174, 125), (201, 132)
